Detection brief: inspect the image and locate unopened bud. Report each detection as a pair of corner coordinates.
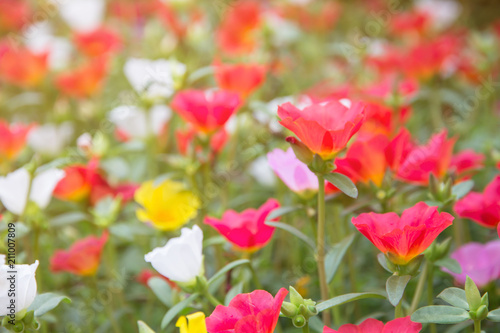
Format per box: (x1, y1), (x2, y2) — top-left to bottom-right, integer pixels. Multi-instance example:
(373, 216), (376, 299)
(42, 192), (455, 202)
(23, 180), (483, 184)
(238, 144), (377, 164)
(292, 315), (306, 328)
(286, 137), (314, 165)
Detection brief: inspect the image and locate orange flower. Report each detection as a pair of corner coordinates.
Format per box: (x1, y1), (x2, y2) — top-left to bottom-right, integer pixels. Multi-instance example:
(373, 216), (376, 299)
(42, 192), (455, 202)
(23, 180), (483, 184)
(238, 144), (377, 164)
(0, 42), (48, 88)
(55, 57), (108, 98)
(74, 26), (122, 57)
(214, 62), (266, 99)
(53, 165), (93, 202)
(0, 120), (34, 161)
(0, 0), (31, 32)
(50, 232), (109, 276)
(216, 0), (261, 55)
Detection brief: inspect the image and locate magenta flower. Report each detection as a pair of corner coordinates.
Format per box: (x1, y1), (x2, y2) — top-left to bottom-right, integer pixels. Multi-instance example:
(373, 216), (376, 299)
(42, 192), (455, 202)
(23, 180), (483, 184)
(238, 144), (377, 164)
(323, 316), (422, 332)
(443, 240), (500, 288)
(267, 148), (318, 194)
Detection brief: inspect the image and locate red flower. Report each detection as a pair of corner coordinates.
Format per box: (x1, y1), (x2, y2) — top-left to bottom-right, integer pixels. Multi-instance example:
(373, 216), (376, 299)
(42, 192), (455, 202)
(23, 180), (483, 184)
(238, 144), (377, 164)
(0, 42), (47, 87)
(0, 0), (31, 32)
(323, 316), (422, 333)
(55, 57), (108, 98)
(352, 202), (454, 265)
(449, 150), (485, 178)
(176, 127), (228, 156)
(136, 269), (179, 290)
(50, 232), (109, 276)
(205, 199), (280, 252)
(278, 100), (365, 160)
(454, 176), (500, 229)
(0, 121), (34, 160)
(206, 288), (288, 333)
(214, 62), (266, 99)
(171, 89), (241, 133)
(335, 134), (390, 187)
(74, 26), (122, 57)
(216, 0), (261, 55)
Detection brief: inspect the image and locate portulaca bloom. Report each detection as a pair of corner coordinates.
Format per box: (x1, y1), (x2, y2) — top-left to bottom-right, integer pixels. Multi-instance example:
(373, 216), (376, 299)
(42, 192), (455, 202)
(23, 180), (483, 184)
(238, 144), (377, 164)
(416, 0), (461, 31)
(248, 156), (276, 187)
(108, 105), (172, 140)
(145, 225), (203, 283)
(267, 148), (318, 194)
(0, 168), (65, 215)
(57, 0), (105, 32)
(124, 58), (186, 100)
(28, 122), (73, 156)
(0, 255), (39, 316)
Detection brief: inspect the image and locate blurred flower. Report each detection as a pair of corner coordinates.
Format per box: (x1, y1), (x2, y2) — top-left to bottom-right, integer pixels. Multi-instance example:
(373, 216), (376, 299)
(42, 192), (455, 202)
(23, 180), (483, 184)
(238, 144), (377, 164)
(171, 89), (241, 133)
(175, 127), (228, 156)
(214, 62), (266, 99)
(216, 0), (262, 55)
(323, 316), (422, 332)
(352, 202), (454, 265)
(205, 199), (280, 252)
(449, 150), (485, 179)
(280, 1), (340, 32)
(51, 232), (109, 276)
(136, 269), (178, 290)
(0, 121), (34, 160)
(57, 0), (105, 32)
(0, 256), (38, 316)
(454, 175), (500, 228)
(27, 122), (73, 156)
(124, 58), (186, 100)
(144, 225), (203, 283)
(248, 156), (276, 187)
(278, 100), (365, 160)
(0, 42), (48, 88)
(135, 179), (199, 231)
(415, 0), (461, 31)
(74, 26), (122, 57)
(176, 312), (207, 333)
(56, 56), (108, 98)
(0, 0), (31, 32)
(0, 167), (65, 215)
(443, 240), (500, 288)
(335, 134), (390, 187)
(109, 105), (171, 141)
(267, 147), (317, 194)
(206, 288), (288, 333)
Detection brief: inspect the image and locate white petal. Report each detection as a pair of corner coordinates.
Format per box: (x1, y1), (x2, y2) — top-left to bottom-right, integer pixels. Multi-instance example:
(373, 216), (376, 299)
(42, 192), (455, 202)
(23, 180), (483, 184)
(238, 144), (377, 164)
(0, 169), (30, 215)
(57, 0), (105, 32)
(0, 260), (38, 315)
(30, 169), (65, 209)
(109, 105), (148, 139)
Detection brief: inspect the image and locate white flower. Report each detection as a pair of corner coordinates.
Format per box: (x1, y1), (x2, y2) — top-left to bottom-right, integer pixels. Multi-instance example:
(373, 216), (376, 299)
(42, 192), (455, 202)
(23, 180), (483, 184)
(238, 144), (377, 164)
(57, 0), (105, 32)
(249, 156), (276, 187)
(108, 105), (172, 140)
(416, 0), (461, 30)
(0, 168), (65, 215)
(124, 58), (186, 100)
(0, 256), (39, 316)
(28, 122), (73, 156)
(144, 225), (203, 283)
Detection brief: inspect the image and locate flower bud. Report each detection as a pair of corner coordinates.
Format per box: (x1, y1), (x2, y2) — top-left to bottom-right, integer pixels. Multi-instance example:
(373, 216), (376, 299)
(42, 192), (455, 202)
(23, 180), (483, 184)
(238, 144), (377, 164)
(281, 302), (298, 317)
(286, 137), (314, 165)
(292, 315), (306, 328)
(289, 286), (305, 306)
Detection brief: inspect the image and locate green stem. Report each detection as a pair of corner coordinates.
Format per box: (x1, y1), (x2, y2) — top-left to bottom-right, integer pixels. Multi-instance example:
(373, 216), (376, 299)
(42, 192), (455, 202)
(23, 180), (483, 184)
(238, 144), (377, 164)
(302, 323), (310, 333)
(427, 264), (437, 333)
(430, 80), (442, 130)
(395, 300), (403, 318)
(204, 291), (222, 307)
(316, 175), (331, 327)
(474, 320), (481, 333)
(409, 261), (429, 314)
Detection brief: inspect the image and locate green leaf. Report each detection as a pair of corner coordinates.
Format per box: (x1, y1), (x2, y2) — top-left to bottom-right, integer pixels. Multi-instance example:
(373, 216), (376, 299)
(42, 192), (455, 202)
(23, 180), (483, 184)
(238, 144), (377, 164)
(51, 212), (90, 227)
(411, 306), (470, 324)
(27, 293), (71, 317)
(386, 275), (411, 306)
(438, 288), (469, 310)
(323, 173), (358, 198)
(452, 180), (474, 199)
(138, 321), (156, 333)
(203, 236), (227, 248)
(266, 206), (303, 220)
(465, 276), (482, 311)
(325, 234), (356, 283)
(265, 222), (315, 250)
(161, 294), (198, 329)
(487, 308), (500, 322)
(148, 277), (173, 307)
(377, 253), (393, 274)
(225, 282), (244, 306)
(435, 258), (462, 274)
(317, 292), (386, 312)
(208, 259), (250, 285)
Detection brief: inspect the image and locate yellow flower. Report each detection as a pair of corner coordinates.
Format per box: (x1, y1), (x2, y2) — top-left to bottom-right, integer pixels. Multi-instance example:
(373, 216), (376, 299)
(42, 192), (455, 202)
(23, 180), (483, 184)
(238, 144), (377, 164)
(135, 179), (200, 231)
(176, 312), (207, 333)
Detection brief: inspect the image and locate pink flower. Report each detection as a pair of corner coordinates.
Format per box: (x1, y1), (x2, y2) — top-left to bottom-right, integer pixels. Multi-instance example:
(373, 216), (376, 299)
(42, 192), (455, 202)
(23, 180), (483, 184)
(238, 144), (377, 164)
(323, 316), (422, 333)
(204, 199), (280, 252)
(454, 176), (500, 228)
(267, 148), (318, 194)
(171, 89), (241, 133)
(206, 288), (288, 333)
(352, 202), (454, 265)
(443, 240), (500, 288)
